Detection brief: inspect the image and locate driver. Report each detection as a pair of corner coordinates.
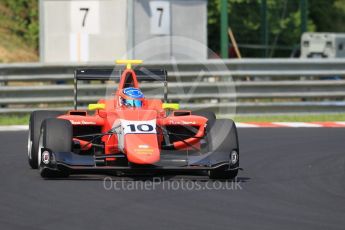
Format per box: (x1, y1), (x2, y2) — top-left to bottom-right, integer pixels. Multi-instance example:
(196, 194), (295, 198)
(121, 87), (144, 108)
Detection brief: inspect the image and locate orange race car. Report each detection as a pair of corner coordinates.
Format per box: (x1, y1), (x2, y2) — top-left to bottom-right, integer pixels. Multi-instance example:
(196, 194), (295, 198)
(27, 60), (240, 179)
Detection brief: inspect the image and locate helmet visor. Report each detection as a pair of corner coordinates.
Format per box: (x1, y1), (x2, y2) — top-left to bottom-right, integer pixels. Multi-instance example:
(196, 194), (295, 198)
(124, 99), (142, 107)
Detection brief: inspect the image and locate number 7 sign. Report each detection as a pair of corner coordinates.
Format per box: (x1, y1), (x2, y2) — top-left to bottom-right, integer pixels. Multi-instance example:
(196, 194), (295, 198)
(70, 1), (100, 34)
(149, 1), (170, 35)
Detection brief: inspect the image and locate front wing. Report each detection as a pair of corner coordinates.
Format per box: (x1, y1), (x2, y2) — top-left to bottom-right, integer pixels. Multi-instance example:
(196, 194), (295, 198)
(39, 148), (239, 175)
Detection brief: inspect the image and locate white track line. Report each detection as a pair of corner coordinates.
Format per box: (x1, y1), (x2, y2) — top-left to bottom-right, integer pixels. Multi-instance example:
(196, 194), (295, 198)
(335, 122), (345, 126)
(236, 122), (345, 128)
(272, 122), (323, 128)
(0, 125), (28, 131)
(236, 123), (260, 128)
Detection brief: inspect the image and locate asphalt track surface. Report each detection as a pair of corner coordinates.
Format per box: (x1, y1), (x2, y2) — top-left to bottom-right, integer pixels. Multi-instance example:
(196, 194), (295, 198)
(1, 128), (345, 230)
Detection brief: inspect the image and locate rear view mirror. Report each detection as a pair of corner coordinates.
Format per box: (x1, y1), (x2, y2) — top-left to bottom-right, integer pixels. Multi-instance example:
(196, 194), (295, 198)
(88, 103), (106, 111)
(162, 103), (180, 110)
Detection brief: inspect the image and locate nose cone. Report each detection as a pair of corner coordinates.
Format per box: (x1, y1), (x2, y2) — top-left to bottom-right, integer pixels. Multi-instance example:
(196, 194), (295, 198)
(124, 134), (160, 164)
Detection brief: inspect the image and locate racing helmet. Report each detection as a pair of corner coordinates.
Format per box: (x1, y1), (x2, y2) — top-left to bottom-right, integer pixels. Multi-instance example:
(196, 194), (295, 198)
(121, 87), (144, 107)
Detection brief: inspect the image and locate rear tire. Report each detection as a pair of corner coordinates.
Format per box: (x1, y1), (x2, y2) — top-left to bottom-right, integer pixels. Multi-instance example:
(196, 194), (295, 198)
(39, 118), (72, 178)
(206, 119), (239, 180)
(192, 111), (216, 128)
(28, 111), (63, 169)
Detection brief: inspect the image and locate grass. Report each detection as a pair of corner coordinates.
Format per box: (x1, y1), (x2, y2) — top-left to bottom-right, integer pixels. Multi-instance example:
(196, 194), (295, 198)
(0, 29), (38, 63)
(0, 114), (29, 125)
(0, 113), (344, 126)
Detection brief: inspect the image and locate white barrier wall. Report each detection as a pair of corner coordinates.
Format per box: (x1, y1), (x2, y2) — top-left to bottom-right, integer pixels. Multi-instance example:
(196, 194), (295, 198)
(40, 0), (128, 63)
(132, 0), (207, 60)
(39, 0), (207, 63)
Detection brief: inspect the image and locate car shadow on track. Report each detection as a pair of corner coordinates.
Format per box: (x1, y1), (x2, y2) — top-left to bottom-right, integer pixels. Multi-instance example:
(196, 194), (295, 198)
(43, 172), (251, 183)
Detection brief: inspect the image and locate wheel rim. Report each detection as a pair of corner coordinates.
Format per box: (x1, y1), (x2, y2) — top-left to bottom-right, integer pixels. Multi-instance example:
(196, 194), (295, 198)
(27, 126), (32, 159)
(38, 132), (43, 166)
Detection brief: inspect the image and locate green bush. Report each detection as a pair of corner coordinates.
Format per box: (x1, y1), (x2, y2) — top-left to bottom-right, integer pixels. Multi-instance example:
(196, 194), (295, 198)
(1, 0), (38, 49)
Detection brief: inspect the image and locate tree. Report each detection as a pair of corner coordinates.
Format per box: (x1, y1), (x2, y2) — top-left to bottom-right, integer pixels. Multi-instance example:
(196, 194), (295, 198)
(208, 0), (318, 57)
(309, 0), (345, 33)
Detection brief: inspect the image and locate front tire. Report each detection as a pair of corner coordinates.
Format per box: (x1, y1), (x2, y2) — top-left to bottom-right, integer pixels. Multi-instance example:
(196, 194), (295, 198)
(28, 111), (63, 169)
(206, 119), (239, 180)
(39, 118), (72, 178)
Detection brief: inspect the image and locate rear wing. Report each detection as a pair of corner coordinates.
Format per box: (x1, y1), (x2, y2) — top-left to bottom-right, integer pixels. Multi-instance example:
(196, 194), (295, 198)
(73, 68), (168, 109)
(74, 68), (167, 81)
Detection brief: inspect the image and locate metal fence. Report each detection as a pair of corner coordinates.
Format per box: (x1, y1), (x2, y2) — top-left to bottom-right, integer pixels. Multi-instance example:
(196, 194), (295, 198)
(0, 59), (345, 115)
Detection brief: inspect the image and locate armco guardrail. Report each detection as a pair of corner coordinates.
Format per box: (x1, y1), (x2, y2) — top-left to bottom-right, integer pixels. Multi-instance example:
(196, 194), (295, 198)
(0, 59), (345, 115)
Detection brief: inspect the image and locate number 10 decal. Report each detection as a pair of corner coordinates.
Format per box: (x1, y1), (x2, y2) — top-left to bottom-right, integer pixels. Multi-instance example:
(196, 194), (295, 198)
(127, 124), (154, 132)
(121, 120), (156, 134)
